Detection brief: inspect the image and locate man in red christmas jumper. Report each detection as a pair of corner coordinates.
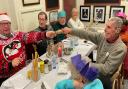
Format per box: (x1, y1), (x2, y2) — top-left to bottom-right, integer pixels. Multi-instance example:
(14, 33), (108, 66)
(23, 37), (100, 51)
(0, 13), (55, 85)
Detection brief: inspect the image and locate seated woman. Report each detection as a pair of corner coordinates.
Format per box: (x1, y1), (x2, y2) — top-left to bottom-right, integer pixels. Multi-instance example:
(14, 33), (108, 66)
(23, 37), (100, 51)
(68, 8), (85, 30)
(55, 54), (103, 89)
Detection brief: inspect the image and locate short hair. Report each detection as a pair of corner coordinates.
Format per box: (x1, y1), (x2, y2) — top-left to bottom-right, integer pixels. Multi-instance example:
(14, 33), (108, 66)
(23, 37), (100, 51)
(71, 8), (78, 16)
(108, 17), (123, 32)
(68, 63), (82, 80)
(71, 8), (78, 13)
(38, 11), (47, 20)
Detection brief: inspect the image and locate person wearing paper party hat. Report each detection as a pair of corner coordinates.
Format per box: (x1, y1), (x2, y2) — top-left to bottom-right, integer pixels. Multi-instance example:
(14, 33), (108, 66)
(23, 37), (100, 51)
(55, 54), (103, 89)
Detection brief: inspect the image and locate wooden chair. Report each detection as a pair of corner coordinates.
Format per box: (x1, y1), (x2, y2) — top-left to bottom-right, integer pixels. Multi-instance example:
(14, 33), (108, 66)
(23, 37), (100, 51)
(112, 79), (119, 89)
(111, 63), (124, 89)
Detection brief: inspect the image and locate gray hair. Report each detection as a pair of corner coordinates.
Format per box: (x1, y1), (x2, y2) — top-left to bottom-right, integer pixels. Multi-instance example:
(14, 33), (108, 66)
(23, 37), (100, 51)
(71, 8), (78, 15)
(108, 17), (123, 32)
(68, 62), (82, 80)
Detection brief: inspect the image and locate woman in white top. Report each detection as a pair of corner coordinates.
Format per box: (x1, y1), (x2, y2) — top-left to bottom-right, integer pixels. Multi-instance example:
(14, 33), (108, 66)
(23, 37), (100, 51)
(68, 8), (85, 30)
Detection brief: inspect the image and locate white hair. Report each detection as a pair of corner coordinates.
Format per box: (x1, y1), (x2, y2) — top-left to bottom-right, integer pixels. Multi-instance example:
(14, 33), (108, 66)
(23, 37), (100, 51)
(108, 17), (123, 33)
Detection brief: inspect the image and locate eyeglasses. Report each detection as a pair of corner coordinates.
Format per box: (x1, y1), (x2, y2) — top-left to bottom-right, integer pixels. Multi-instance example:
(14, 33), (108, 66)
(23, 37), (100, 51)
(0, 22), (11, 25)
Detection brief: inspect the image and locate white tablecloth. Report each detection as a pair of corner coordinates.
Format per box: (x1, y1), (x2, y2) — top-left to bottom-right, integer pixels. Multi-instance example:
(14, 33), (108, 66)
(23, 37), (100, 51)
(1, 39), (96, 89)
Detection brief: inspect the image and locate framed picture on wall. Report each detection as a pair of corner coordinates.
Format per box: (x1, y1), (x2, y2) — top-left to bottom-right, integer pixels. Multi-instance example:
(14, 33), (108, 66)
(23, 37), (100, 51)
(109, 6), (125, 18)
(93, 6), (106, 23)
(49, 11), (58, 22)
(84, 0), (120, 5)
(80, 6), (91, 22)
(22, 0), (40, 6)
(45, 0), (59, 11)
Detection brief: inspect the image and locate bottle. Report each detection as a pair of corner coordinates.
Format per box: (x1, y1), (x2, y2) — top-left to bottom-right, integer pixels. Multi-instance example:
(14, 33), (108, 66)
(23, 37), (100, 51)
(52, 54), (57, 69)
(58, 47), (62, 57)
(32, 59), (39, 81)
(44, 59), (49, 74)
(40, 61), (44, 73)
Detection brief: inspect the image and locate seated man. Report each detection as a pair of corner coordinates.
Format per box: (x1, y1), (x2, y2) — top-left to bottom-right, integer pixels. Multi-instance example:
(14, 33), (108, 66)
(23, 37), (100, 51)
(52, 10), (68, 44)
(0, 13), (55, 85)
(62, 17), (127, 89)
(31, 11), (53, 56)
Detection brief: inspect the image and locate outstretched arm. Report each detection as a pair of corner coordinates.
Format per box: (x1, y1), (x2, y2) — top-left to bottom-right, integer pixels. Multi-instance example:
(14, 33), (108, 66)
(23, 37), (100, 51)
(23, 31), (56, 44)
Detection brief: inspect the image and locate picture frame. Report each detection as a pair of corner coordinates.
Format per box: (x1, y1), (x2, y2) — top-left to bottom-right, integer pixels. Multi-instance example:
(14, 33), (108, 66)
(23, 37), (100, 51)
(93, 6), (106, 23)
(49, 11), (58, 23)
(80, 6), (91, 22)
(84, 0), (120, 5)
(109, 6), (125, 18)
(22, 0), (40, 6)
(45, 0), (59, 11)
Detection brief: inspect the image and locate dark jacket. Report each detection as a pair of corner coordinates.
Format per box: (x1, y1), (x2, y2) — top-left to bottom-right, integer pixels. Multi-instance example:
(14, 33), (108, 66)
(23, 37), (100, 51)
(52, 22), (68, 44)
(33, 25), (53, 56)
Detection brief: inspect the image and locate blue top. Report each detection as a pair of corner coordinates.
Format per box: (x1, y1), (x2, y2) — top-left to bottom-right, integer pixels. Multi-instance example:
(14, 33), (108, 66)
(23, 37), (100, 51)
(55, 79), (103, 89)
(84, 79), (104, 89)
(55, 79), (74, 89)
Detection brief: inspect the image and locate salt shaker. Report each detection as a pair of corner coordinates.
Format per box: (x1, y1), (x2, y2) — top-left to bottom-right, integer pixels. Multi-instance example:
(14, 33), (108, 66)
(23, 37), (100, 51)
(44, 59), (49, 74)
(48, 61), (52, 71)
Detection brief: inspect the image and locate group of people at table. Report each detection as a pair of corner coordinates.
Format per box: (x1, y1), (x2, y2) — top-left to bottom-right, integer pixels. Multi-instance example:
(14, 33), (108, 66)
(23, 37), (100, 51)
(0, 7), (128, 89)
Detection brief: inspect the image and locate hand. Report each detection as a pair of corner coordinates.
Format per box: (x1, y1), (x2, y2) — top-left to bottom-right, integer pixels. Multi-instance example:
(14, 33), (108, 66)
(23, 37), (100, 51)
(55, 30), (63, 35)
(46, 31), (56, 38)
(12, 57), (22, 67)
(62, 27), (72, 34)
(74, 80), (84, 89)
(82, 56), (91, 63)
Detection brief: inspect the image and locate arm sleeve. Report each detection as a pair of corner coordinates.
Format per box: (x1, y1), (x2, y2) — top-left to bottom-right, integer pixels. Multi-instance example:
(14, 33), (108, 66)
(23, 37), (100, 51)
(77, 20), (85, 30)
(71, 29), (103, 45)
(68, 19), (85, 30)
(23, 31), (46, 44)
(91, 47), (127, 75)
(55, 79), (74, 89)
(47, 25), (54, 31)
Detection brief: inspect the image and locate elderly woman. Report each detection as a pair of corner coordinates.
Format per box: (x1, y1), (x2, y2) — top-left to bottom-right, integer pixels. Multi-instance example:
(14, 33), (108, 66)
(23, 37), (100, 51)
(68, 8), (85, 30)
(116, 12), (128, 79)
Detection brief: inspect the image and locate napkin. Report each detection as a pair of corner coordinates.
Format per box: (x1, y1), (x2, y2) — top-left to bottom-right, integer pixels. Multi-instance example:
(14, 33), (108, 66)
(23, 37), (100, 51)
(1, 74), (31, 89)
(57, 62), (68, 74)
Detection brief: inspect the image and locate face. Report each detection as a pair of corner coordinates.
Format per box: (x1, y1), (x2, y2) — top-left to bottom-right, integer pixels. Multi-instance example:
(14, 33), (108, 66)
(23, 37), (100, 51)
(0, 20), (11, 35)
(104, 20), (117, 41)
(38, 14), (47, 28)
(72, 9), (78, 20)
(58, 17), (66, 25)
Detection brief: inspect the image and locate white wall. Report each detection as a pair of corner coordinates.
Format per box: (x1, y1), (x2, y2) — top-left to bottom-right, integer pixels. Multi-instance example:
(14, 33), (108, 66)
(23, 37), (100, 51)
(0, 0), (63, 32)
(0, 0), (17, 31)
(1, 0), (128, 32)
(76, 0), (128, 32)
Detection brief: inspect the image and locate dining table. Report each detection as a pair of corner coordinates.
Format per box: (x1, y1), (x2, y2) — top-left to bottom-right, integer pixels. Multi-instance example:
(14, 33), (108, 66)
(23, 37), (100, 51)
(0, 38), (96, 89)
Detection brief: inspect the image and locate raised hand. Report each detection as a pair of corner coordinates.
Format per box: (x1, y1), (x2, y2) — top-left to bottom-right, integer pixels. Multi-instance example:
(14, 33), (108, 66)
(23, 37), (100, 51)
(12, 57), (22, 67)
(46, 31), (56, 38)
